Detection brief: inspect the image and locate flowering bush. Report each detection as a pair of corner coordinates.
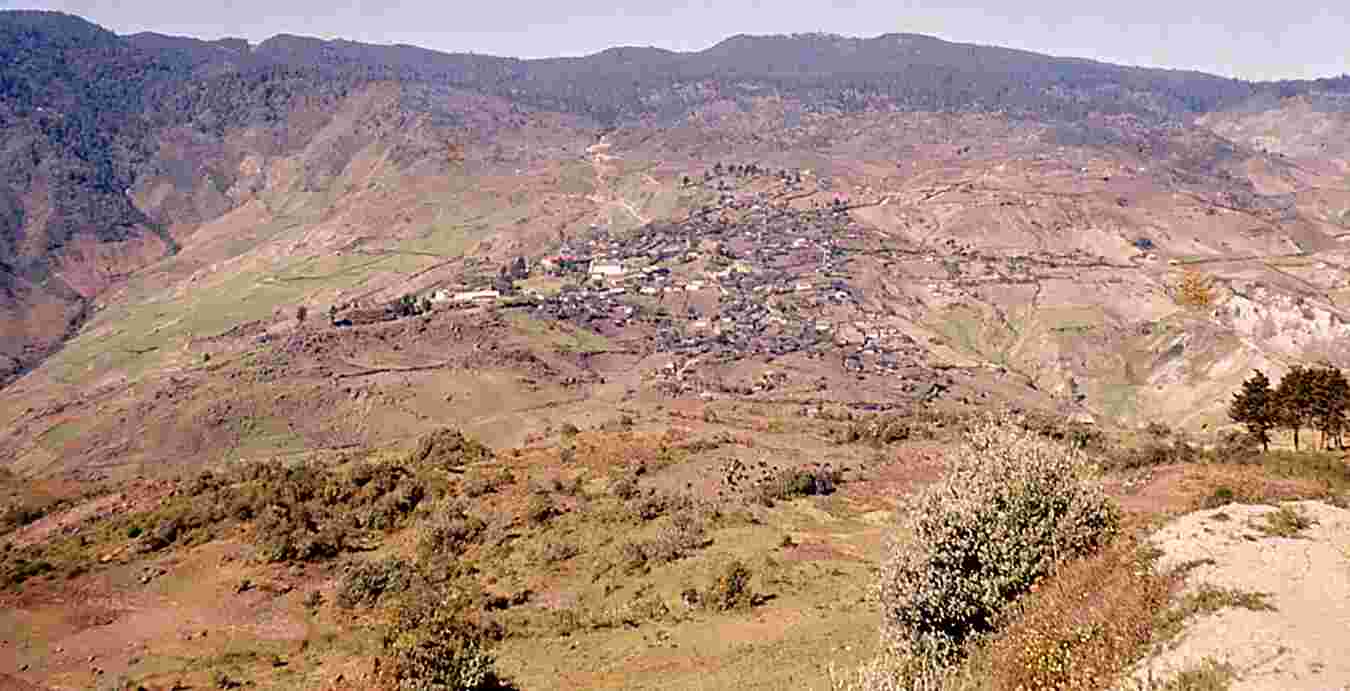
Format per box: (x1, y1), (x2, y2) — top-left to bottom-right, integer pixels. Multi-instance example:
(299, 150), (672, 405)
(880, 415), (1120, 663)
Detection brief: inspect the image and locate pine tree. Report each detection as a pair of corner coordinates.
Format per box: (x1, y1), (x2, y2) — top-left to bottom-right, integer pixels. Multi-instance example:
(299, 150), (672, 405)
(1275, 365), (1314, 450)
(1308, 365), (1349, 451)
(1230, 369), (1276, 452)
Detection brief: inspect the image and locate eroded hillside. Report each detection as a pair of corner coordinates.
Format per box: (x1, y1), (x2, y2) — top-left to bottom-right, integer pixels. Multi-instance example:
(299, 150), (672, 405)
(0, 11), (1349, 476)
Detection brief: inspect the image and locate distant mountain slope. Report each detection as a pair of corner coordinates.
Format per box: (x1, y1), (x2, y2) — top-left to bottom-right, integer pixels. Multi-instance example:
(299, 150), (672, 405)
(0, 12), (187, 380)
(1, 9), (1349, 385)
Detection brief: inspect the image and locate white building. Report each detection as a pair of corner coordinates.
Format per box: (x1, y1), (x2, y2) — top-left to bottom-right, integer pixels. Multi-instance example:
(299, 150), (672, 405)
(589, 261), (625, 281)
(452, 290), (500, 303)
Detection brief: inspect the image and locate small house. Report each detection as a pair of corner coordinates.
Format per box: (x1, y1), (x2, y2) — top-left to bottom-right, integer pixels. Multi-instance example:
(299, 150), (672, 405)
(589, 261), (626, 281)
(453, 290), (501, 303)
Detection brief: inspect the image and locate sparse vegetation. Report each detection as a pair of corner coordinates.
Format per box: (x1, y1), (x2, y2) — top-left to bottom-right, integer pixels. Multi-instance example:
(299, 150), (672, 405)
(1137, 658), (1236, 691)
(843, 415), (911, 446)
(753, 465), (840, 506)
(417, 504), (488, 560)
(1147, 582), (1279, 648)
(525, 493), (559, 526)
(462, 468), (514, 498)
(337, 557), (412, 608)
(380, 585), (505, 691)
(1176, 271), (1216, 309)
(409, 428), (495, 469)
(1255, 505), (1317, 538)
(704, 559), (755, 612)
(616, 511), (710, 574)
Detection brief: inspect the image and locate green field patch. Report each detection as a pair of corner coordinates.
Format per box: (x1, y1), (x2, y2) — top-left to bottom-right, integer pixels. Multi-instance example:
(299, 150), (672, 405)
(268, 253), (394, 282)
(398, 217), (487, 258)
(516, 276), (568, 297)
(1098, 380), (1140, 421)
(36, 418), (97, 455)
(507, 312), (613, 355)
(232, 415), (307, 458)
(930, 305), (1016, 365)
(47, 247), (425, 385)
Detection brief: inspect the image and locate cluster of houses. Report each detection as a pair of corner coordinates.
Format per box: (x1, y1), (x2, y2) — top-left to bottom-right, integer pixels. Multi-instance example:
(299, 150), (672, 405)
(339, 166), (1001, 404)
(467, 174), (936, 383)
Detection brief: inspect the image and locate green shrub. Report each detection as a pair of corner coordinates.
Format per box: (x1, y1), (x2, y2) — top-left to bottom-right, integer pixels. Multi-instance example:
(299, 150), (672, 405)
(255, 504), (346, 563)
(1107, 437), (1201, 470)
(381, 590), (502, 691)
(625, 490), (692, 522)
(1200, 486), (1236, 509)
(617, 512), (709, 574)
(844, 415), (911, 446)
(408, 428), (495, 470)
(1, 502), (50, 534)
(143, 516), (184, 552)
(525, 494), (559, 526)
(337, 557), (411, 609)
(1257, 505), (1316, 538)
(359, 480), (426, 530)
(754, 466), (840, 505)
(879, 415), (1120, 663)
(212, 670), (243, 689)
(609, 475), (640, 501)
(417, 508), (487, 561)
(618, 539), (650, 574)
(534, 540), (580, 565)
(463, 470), (512, 498)
(5, 558), (54, 585)
(645, 513), (708, 563)
(704, 559), (754, 612)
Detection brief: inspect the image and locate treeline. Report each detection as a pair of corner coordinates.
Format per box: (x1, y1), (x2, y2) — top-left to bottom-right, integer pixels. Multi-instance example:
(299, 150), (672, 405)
(1230, 365), (1348, 451)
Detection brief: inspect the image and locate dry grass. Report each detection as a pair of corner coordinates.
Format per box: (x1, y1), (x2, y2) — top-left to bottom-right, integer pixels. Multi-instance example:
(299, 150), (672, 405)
(1183, 458), (1344, 510)
(973, 540), (1172, 691)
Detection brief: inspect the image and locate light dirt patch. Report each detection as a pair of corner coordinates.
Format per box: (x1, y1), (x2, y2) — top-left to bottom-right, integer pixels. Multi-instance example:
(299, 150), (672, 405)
(1, 540), (314, 690)
(1133, 500), (1350, 691)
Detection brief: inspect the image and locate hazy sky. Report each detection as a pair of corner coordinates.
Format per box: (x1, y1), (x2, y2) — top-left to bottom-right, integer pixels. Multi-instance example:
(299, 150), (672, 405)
(5, 0), (1348, 81)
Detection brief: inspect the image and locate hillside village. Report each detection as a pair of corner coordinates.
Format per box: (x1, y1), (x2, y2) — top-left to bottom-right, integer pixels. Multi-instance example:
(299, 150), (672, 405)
(333, 163), (1165, 413)
(322, 167), (972, 404)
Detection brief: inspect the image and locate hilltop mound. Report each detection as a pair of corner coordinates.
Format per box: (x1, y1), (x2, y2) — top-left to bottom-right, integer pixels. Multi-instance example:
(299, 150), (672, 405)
(1136, 500), (1350, 690)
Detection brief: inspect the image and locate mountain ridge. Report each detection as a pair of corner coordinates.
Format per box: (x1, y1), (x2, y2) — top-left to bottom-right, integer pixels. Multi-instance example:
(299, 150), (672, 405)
(1, 9), (1349, 454)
